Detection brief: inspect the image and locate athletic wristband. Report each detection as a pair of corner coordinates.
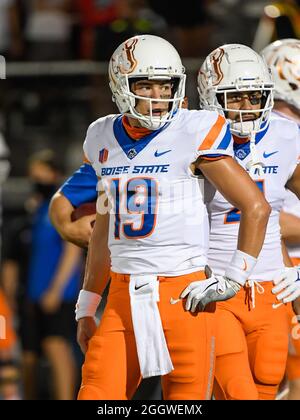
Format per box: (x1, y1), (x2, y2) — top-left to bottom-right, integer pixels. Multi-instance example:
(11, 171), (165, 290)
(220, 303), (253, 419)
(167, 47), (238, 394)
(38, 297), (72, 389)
(225, 250), (257, 286)
(75, 289), (102, 321)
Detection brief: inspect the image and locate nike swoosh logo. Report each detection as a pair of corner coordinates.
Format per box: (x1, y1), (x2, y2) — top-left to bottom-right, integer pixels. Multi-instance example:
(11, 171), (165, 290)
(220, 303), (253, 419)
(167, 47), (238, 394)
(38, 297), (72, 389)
(272, 302), (283, 309)
(170, 297), (181, 305)
(134, 284), (148, 290)
(202, 280), (218, 293)
(154, 149), (172, 157)
(263, 151), (278, 159)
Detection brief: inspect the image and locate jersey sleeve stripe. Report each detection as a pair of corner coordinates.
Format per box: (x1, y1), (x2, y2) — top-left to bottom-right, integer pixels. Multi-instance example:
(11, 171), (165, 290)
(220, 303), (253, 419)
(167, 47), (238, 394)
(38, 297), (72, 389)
(198, 115), (225, 151)
(216, 124), (231, 150)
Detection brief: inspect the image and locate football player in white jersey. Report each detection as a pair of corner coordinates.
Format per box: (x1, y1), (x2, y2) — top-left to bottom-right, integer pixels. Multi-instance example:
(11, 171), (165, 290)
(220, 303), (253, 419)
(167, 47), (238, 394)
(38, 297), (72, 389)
(262, 38), (300, 400)
(75, 35), (271, 400)
(198, 43), (300, 400)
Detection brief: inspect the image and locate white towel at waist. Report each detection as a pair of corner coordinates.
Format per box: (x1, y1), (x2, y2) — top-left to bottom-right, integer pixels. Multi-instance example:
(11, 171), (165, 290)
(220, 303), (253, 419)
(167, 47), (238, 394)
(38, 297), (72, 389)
(129, 274), (174, 378)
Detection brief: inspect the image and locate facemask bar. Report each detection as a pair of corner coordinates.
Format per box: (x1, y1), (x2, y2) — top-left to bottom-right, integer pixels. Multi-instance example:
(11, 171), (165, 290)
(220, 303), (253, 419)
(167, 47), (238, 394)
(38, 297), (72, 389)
(222, 87), (274, 136)
(205, 84), (274, 136)
(224, 86), (273, 176)
(200, 82), (274, 176)
(121, 74), (186, 130)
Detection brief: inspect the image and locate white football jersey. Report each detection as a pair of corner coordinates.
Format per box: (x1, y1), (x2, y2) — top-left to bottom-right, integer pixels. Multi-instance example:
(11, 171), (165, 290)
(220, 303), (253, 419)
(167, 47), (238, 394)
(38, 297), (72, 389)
(84, 108), (233, 275)
(282, 190), (300, 258)
(275, 111), (300, 259)
(206, 114), (300, 281)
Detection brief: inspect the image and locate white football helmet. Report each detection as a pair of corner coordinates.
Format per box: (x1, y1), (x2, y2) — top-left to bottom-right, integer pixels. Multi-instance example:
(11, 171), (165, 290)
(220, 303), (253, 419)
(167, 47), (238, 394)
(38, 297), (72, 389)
(198, 44), (274, 137)
(108, 35), (186, 130)
(261, 38), (300, 111)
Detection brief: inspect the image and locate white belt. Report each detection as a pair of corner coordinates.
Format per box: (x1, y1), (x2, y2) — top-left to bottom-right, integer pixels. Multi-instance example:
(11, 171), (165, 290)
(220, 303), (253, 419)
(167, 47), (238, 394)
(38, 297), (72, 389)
(129, 274), (174, 378)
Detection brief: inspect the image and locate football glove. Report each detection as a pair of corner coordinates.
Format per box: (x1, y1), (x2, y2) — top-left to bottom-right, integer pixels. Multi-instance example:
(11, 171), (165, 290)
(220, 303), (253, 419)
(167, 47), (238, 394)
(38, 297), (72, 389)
(272, 266), (300, 304)
(180, 266), (241, 312)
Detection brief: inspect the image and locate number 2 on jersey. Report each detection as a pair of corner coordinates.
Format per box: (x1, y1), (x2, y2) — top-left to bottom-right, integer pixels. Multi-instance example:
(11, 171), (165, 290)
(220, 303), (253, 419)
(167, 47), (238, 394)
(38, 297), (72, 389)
(224, 180), (264, 224)
(110, 178), (158, 239)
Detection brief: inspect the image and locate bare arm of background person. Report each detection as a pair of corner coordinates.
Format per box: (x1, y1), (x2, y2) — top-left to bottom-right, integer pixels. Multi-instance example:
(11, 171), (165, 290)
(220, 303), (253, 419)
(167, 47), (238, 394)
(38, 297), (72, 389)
(40, 241), (82, 313)
(49, 192), (95, 248)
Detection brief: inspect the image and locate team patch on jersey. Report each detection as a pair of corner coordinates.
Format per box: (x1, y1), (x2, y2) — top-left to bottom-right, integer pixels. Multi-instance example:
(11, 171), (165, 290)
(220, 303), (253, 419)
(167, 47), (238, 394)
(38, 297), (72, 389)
(235, 149), (247, 160)
(127, 148), (138, 159)
(99, 148), (109, 163)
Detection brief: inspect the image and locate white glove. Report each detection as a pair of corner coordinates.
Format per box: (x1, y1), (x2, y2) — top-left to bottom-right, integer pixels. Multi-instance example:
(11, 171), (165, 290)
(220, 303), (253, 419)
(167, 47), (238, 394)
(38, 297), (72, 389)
(180, 266), (241, 312)
(272, 267), (300, 304)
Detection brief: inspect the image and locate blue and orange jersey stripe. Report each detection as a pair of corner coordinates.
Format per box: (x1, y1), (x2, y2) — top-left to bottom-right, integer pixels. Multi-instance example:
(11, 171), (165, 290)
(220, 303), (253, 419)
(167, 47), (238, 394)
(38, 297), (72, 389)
(198, 115), (226, 151)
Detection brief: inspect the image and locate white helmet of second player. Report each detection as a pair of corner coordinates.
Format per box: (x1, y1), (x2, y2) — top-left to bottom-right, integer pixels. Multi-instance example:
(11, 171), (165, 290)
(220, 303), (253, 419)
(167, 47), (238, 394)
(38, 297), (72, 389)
(108, 35), (186, 130)
(198, 44), (274, 136)
(261, 38), (300, 111)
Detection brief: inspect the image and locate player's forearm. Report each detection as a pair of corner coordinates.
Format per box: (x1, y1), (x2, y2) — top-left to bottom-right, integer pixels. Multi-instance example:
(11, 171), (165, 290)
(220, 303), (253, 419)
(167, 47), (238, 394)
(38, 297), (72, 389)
(281, 239), (293, 267)
(280, 211), (300, 245)
(49, 191), (75, 240)
(237, 203), (270, 257)
(83, 213), (111, 296)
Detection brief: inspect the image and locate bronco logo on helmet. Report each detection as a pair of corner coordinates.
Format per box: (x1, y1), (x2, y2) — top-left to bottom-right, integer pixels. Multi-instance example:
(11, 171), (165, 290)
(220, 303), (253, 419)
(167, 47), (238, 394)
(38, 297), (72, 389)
(211, 48), (225, 86)
(119, 38), (138, 74)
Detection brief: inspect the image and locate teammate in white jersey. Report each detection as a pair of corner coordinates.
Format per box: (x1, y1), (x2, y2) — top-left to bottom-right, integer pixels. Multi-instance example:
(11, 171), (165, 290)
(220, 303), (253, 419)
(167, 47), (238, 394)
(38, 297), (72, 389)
(76, 35), (270, 400)
(199, 43), (300, 400)
(262, 38), (300, 400)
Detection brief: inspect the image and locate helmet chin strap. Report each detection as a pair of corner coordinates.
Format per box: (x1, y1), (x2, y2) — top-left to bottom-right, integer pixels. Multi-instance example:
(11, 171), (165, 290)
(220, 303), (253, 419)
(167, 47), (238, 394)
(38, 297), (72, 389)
(138, 114), (169, 130)
(126, 93), (182, 130)
(232, 120), (265, 177)
(246, 132), (264, 177)
(231, 118), (260, 135)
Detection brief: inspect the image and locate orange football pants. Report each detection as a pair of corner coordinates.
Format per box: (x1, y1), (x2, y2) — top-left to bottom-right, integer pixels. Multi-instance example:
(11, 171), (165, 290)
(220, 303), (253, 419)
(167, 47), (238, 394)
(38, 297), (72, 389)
(286, 257), (300, 381)
(78, 270), (216, 400)
(0, 289), (16, 351)
(213, 282), (289, 400)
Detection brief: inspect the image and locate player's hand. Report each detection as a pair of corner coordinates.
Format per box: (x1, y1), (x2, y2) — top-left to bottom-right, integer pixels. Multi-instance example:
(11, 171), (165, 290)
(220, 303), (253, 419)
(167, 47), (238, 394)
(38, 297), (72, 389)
(65, 215), (95, 248)
(272, 267), (300, 304)
(180, 266), (241, 312)
(40, 288), (61, 313)
(77, 317), (97, 354)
